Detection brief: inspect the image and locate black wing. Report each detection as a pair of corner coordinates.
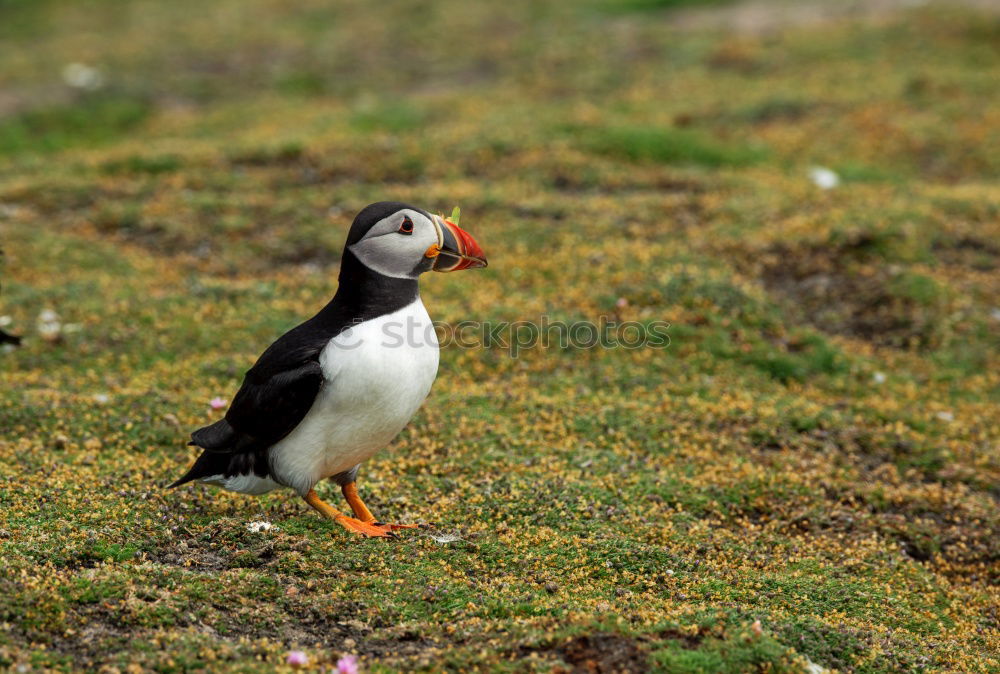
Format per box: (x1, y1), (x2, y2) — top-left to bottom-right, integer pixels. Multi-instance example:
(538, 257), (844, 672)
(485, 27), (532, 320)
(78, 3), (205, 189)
(187, 311), (338, 456)
(169, 358), (326, 488)
(194, 360), (325, 454)
(170, 309), (343, 488)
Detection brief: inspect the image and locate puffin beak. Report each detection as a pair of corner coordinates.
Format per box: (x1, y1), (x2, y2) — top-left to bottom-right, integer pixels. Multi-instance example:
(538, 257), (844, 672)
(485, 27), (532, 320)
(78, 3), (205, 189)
(429, 215), (488, 272)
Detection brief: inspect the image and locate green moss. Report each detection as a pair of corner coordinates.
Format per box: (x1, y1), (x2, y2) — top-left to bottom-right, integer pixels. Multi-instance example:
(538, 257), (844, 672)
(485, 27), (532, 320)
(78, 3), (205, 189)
(101, 154), (183, 175)
(350, 101), (428, 132)
(0, 94), (152, 155)
(888, 272), (944, 306)
(576, 124), (768, 168)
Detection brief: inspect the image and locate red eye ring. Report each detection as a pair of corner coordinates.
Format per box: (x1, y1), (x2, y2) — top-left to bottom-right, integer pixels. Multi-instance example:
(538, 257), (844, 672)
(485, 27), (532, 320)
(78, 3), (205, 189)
(399, 216), (414, 234)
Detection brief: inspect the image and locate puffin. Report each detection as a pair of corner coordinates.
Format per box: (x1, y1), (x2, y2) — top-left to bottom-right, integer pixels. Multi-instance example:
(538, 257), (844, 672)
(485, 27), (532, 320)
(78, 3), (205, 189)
(169, 202), (487, 537)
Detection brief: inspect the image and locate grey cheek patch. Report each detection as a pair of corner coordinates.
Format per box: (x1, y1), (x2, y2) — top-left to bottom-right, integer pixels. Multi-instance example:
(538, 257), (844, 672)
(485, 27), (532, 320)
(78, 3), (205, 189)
(349, 240), (399, 278)
(350, 231), (434, 280)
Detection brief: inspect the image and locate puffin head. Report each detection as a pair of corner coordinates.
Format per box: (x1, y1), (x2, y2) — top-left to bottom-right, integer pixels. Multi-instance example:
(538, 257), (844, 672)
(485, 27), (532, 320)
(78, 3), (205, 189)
(344, 201), (487, 280)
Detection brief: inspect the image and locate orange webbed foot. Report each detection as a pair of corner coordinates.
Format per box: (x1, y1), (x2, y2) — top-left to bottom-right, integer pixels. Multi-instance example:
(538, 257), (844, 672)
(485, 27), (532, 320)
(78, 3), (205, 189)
(340, 482), (430, 535)
(335, 515), (398, 538)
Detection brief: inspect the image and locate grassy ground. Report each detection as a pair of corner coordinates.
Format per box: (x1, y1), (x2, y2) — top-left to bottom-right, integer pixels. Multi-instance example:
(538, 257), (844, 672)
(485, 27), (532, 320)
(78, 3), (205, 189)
(1, 0), (999, 671)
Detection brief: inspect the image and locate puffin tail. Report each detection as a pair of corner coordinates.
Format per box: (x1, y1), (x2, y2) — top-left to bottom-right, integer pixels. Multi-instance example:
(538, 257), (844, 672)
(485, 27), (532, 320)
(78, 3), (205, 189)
(170, 419), (238, 488)
(170, 418), (262, 488)
(168, 449), (229, 489)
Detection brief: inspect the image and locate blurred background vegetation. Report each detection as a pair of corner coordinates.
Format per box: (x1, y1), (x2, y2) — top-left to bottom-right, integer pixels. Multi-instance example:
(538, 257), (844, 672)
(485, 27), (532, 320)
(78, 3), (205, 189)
(1, 0), (998, 671)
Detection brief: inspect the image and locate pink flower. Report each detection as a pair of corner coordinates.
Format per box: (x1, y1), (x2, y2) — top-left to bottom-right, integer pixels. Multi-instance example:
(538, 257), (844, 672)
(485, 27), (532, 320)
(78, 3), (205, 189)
(337, 655), (359, 674)
(615, 297), (628, 308)
(209, 396), (227, 410)
(286, 650), (308, 668)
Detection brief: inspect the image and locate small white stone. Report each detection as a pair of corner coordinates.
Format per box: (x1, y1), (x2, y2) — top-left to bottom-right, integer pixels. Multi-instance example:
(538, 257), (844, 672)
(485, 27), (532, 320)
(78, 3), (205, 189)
(809, 166), (840, 190)
(0, 316), (11, 327)
(431, 533), (461, 544)
(92, 393), (110, 404)
(37, 308), (62, 341)
(62, 63), (105, 90)
(38, 323), (61, 338)
(872, 372), (887, 384)
(936, 411), (955, 422)
(246, 521), (273, 533)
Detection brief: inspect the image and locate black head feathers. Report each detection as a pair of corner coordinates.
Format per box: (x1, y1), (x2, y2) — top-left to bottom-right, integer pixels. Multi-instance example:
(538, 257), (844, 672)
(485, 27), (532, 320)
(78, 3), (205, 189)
(344, 202), (432, 248)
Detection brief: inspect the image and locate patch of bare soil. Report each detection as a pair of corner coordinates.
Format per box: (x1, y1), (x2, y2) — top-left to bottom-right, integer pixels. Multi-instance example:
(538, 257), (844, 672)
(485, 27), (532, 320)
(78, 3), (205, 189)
(713, 423), (1000, 582)
(4, 600), (380, 669)
(932, 234), (1000, 271)
(757, 237), (943, 348)
(866, 501), (1000, 582)
(519, 633), (651, 673)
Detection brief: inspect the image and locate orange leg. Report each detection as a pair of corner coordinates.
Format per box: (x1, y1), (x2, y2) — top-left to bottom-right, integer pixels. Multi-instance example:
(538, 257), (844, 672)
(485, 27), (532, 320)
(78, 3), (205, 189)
(341, 482), (376, 522)
(303, 488), (395, 538)
(341, 482), (420, 531)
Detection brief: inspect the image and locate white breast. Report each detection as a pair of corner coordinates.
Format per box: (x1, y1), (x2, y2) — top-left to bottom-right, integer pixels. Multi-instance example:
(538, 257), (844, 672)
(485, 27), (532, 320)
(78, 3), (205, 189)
(268, 298), (439, 495)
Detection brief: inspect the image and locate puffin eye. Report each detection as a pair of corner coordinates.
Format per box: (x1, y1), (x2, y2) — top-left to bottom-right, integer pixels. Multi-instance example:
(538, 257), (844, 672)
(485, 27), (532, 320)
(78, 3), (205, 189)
(398, 216), (414, 235)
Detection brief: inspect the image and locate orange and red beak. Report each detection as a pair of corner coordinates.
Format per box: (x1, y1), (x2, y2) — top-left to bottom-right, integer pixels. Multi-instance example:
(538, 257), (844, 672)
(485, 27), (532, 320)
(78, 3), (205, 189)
(429, 215), (487, 272)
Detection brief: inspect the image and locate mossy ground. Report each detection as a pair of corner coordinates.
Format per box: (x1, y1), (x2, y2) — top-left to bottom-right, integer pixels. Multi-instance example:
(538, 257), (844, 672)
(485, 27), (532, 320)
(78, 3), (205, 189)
(1, 0), (998, 671)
